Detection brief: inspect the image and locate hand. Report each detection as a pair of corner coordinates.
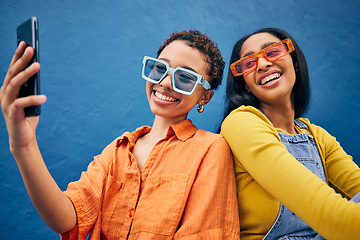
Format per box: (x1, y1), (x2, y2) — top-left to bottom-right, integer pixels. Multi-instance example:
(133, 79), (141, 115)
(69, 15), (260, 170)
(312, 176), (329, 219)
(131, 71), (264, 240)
(1, 43), (78, 232)
(0, 41), (47, 151)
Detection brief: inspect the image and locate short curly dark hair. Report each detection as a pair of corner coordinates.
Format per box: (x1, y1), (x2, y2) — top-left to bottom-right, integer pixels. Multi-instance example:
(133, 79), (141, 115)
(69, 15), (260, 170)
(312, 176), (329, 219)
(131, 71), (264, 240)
(157, 30), (225, 90)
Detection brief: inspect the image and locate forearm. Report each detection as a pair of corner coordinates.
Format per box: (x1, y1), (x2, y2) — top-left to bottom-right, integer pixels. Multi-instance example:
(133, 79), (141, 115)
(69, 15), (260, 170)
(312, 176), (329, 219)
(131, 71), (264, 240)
(12, 139), (77, 234)
(319, 127), (360, 198)
(2, 43), (76, 234)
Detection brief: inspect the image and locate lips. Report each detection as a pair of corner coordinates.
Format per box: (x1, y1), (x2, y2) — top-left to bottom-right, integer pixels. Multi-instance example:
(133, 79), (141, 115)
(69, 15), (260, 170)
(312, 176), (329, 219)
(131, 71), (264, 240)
(259, 72), (282, 85)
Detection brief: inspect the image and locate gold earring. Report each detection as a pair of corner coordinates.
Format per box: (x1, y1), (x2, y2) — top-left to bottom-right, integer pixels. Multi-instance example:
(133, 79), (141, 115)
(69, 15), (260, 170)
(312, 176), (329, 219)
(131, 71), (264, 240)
(197, 104), (204, 113)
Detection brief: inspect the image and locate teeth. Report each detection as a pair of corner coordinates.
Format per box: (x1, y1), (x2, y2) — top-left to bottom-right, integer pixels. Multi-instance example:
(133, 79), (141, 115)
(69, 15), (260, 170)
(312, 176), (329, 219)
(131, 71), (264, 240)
(261, 73), (281, 85)
(154, 91), (177, 102)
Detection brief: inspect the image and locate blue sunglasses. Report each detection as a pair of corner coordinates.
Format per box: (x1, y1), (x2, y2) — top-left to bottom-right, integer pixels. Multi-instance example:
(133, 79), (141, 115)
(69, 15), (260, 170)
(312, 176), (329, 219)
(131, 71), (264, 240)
(142, 56), (211, 95)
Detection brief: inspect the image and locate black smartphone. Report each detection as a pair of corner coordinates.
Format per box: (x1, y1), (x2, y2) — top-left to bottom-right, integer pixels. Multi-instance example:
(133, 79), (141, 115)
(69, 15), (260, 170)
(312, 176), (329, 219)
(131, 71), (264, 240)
(17, 16), (40, 117)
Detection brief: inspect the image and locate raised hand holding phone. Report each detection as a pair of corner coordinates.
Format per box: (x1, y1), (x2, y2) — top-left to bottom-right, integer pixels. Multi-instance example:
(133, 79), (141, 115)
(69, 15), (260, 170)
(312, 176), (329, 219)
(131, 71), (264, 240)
(0, 19), (76, 233)
(0, 41), (46, 150)
(0, 17), (46, 150)
(16, 16), (41, 117)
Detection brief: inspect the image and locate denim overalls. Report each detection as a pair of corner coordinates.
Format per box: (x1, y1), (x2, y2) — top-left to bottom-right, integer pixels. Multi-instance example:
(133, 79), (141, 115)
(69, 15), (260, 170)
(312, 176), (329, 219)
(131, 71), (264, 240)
(263, 120), (326, 240)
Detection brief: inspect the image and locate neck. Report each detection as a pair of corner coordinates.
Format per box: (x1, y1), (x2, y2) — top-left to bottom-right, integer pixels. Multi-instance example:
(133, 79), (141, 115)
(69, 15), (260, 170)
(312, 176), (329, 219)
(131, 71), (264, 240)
(147, 115), (186, 141)
(260, 101), (296, 134)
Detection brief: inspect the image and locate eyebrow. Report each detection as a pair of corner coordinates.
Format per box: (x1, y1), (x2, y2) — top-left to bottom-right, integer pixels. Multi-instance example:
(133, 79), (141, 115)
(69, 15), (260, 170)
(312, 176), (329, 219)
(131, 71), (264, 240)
(242, 41), (278, 58)
(158, 57), (199, 73)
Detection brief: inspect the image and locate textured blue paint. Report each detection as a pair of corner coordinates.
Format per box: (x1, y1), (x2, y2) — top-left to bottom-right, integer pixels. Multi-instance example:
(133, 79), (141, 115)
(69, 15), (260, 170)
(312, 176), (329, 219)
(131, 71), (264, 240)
(0, 0), (359, 238)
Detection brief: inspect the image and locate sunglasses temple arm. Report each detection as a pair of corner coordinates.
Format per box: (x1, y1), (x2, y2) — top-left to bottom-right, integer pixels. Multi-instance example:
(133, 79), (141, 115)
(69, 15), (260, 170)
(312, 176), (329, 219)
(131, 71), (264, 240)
(201, 78), (211, 90)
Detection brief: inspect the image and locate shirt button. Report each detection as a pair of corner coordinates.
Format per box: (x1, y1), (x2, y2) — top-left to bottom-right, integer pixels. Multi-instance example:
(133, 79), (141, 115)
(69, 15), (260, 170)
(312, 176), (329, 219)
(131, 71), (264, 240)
(128, 211), (133, 218)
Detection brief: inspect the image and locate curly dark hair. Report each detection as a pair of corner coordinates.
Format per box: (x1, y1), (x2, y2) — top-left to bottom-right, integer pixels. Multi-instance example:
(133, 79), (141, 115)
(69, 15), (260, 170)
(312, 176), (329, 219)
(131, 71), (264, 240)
(157, 30), (225, 90)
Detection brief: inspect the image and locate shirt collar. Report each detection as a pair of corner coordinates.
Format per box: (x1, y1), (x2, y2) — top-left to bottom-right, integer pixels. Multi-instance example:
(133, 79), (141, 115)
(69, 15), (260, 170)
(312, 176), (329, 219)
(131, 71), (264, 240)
(116, 119), (198, 146)
(166, 119), (198, 141)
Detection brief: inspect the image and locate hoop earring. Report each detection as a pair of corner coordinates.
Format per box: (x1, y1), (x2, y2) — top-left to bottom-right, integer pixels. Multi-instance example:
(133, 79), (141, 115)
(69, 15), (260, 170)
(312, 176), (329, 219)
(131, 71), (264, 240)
(197, 104), (204, 113)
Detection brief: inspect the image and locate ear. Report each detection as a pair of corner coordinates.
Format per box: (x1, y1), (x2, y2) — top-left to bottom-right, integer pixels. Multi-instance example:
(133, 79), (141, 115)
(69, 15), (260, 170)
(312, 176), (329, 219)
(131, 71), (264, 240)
(198, 90), (214, 106)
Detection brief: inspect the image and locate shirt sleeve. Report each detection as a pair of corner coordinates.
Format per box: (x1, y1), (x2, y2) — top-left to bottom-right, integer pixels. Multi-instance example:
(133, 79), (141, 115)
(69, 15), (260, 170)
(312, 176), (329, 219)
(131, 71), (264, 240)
(221, 106), (360, 240)
(309, 122), (360, 199)
(60, 141), (115, 240)
(174, 136), (240, 240)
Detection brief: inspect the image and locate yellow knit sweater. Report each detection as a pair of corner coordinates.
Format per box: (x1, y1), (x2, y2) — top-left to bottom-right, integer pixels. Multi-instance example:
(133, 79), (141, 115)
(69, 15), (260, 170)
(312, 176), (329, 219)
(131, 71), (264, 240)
(221, 105), (360, 240)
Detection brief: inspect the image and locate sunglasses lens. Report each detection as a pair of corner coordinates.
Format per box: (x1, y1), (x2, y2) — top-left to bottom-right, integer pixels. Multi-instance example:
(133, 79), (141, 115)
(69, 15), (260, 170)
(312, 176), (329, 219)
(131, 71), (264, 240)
(174, 70), (198, 93)
(144, 59), (167, 83)
(142, 57), (203, 95)
(231, 40), (294, 77)
(235, 57), (256, 75)
(265, 42), (290, 61)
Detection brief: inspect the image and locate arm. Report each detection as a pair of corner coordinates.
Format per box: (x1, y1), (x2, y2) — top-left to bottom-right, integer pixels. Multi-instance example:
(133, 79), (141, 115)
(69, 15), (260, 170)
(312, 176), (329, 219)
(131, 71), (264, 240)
(0, 42), (77, 233)
(61, 145), (114, 240)
(310, 122), (360, 198)
(221, 106), (360, 240)
(174, 136), (240, 240)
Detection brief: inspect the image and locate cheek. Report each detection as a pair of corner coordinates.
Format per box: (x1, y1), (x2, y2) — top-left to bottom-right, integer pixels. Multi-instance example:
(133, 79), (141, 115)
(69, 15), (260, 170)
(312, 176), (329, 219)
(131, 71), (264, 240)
(286, 62), (297, 83)
(145, 82), (154, 98)
(285, 56), (296, 75)
(146, 81), (153, 91)
(290, 69), (296, 82)
(243, 73), (254, 87)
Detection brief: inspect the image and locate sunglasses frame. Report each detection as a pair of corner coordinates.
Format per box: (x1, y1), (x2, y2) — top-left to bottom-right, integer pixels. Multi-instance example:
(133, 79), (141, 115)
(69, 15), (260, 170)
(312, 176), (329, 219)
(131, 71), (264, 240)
(142, 56), (211, 95)
(230, 38), (295, 77)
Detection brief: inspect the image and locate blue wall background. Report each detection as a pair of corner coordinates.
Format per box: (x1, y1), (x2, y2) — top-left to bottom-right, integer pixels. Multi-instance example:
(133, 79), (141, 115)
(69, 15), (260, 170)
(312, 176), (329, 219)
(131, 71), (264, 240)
(0, 0), (359, 239)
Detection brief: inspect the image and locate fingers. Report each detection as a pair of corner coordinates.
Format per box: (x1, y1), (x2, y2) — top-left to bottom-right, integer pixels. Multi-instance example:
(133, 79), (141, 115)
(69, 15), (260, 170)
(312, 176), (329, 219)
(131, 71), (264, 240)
(9, 41), (27, 67)
(0, 43), (42, 120)
(0, 44), (40, 107)
(14, 95), (47, 111)
(0, 44), (25, 104)
(2, 42), (35, 91)
(4, 62), (40, 104)
(2, 94), (46, 122)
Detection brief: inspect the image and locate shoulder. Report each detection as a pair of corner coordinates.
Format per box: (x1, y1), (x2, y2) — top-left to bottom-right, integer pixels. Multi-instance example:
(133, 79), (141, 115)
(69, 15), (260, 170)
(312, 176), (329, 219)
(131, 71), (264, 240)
(297, 118), (333, 141)
(222, 106), (272, 127)
(188, 129), (232, 159)
(221, 106), (275, 137)
(97, 126), (150, 158)
(297, 119), (342, 157)
(297, 118), (343, 155)
(194, 129), (229, 148)
(220, 106), (284, 155)
(192, 130), (233, 168)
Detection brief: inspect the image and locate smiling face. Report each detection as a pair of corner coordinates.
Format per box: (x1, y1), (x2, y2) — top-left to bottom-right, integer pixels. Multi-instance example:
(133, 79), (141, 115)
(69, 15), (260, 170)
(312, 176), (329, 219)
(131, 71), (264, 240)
(240, 32), (296, 108)
(146, 40), (213, 123)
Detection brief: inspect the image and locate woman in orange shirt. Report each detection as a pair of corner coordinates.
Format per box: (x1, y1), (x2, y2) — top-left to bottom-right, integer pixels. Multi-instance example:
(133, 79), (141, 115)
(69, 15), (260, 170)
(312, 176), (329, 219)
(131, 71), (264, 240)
(0, 30), (240, 239)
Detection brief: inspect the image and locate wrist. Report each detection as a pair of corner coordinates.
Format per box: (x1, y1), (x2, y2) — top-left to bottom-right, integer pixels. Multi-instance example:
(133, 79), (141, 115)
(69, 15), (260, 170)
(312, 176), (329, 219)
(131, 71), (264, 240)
(10, 138), (39, 160)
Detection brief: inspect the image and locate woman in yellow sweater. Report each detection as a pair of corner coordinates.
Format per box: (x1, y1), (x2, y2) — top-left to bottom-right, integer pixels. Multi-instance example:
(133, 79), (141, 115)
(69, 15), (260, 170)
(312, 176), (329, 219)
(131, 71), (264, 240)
(220, 28), (360, 240)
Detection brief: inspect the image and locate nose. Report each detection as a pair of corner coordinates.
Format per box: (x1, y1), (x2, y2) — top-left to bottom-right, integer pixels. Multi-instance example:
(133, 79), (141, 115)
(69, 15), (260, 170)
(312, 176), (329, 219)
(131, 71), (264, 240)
(160, 73), (174, 90)
(256, 56), (273, 72)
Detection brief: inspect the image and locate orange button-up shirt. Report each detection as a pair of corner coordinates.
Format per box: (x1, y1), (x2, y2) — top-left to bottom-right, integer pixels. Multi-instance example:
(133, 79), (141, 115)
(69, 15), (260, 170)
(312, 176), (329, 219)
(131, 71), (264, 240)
(61, 119), (240, 240)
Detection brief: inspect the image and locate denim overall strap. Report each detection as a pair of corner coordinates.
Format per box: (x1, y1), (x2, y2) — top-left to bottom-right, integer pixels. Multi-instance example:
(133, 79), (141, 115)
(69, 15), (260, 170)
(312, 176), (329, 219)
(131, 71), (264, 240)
(263, 120), (326, 240)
